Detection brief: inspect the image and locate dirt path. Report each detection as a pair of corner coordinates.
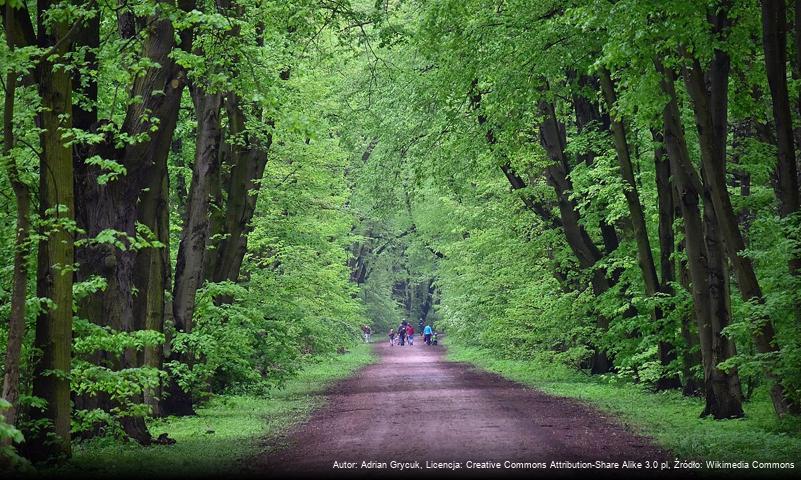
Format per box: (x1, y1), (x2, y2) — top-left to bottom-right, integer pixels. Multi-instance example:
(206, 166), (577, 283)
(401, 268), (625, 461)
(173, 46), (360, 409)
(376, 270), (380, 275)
(254, 341), (669, 476)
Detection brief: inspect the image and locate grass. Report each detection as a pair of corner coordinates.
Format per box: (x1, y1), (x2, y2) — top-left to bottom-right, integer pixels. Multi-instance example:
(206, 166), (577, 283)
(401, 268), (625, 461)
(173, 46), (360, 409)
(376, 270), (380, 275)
(447, 343), (801, 463)
(42, 343), (375, 477)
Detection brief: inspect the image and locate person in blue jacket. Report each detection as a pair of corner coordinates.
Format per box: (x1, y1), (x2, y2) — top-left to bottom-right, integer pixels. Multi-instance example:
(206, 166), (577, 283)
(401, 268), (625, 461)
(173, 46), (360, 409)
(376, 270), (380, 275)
(423, 324), (433, 345)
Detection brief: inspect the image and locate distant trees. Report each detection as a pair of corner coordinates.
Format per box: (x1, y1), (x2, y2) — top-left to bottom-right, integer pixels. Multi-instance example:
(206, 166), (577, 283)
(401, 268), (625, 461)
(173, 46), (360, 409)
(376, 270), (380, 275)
(346, 0), (801, 420)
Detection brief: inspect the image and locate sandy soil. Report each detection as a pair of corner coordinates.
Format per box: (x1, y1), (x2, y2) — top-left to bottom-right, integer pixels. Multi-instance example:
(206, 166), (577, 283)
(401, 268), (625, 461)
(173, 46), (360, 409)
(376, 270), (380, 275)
(252, 341), (670, 477)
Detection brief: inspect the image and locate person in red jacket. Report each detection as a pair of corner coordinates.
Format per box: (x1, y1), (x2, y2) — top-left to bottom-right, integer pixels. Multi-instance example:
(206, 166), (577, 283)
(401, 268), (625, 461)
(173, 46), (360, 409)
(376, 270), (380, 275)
(406, 323), (415, 346)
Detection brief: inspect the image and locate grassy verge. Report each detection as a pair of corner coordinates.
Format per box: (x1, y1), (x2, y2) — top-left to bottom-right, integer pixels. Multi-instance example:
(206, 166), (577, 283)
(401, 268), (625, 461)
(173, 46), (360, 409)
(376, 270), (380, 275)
(447, 343), (801, 463)
(44, 343), (375, 477)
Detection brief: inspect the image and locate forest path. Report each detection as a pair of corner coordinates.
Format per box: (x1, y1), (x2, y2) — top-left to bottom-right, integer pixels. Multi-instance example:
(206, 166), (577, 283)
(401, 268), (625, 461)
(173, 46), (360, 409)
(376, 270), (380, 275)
(253, 341), (669, 476)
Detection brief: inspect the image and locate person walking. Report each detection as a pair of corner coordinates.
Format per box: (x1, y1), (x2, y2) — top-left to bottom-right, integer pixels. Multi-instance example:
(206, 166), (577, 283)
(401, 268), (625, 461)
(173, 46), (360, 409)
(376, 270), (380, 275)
(397, 323), (407, 346)
(362, 324), (372, 343)
(423, 324), (433, 345)
(406, 323), (415, 346)
(388, 328), (396, 346)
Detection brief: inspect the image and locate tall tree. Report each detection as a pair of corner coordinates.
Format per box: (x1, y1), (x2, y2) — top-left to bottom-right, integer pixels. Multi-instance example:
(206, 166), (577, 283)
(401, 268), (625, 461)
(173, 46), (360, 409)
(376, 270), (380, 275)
(657, 62), (744, 418)
(205, 94), (273, 284)
(762, 0), (801, 329)
(0, 2), (32, 433)
(681, 4), (791, 415)
(599, 69), (681, 389)
(163, 86), (223, 416)
(70, 0), (196, 442)
(538, 98), (615, 373)
(28, 0), (78, 459)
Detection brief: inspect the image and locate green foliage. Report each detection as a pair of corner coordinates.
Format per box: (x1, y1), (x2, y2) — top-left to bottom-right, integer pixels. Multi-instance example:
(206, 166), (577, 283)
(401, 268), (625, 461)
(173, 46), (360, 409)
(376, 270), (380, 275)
(69, 316), (165, 438)
(332, 0), (801, 409)
(51, 344), (374, 476)
(167, 280), (306, 397)
(0, 399), (27, 467)
(2, 0), (801, 469)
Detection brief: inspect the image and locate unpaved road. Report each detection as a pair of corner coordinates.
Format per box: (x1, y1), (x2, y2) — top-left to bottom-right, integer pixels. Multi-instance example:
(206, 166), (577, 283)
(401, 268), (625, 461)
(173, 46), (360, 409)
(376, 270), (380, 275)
(255, 342), (669, 476)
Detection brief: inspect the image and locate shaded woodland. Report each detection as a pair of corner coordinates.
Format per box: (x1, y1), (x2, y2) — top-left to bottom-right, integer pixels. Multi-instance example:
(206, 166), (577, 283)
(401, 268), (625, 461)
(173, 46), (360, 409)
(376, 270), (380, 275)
(1, 0), (801, 467)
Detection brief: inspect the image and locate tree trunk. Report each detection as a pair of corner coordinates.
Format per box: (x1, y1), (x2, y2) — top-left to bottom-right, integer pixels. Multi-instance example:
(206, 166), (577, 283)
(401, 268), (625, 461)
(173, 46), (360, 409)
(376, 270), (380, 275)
(683, 26), (792, 415)
(600, 70), (680, 389)
(653, 132), (674, 293)
(538, 99), (613, 373)
(163, 87), (223, 416)
(142, 173), (171, 416)
(653, 132), (684, 389)
(700, 175), (745, 417)
(538, 100), (606, 272)
(657, 62), (744, 418)
(70, 3), (154, 443)
(763, 0), (801, 220)
(173, 87), (223, 332)
(120, 0), (195, 419)
(28, 10), (76, 458)
(571, 72), (620, 256)
(795, 0), (801, 186)
(206, 94), (271, 283)
(469, 82), (614, 373)
(1, 56), (31, 435)
(670, 178), (705, 396)
(71, 1), (193, 442)
(419, 278), (436, 326)
(599, 70), (660, 294)
(468, 83), (561, 228)
(763, 0), (801, 333)
(678, 255), (704, 396)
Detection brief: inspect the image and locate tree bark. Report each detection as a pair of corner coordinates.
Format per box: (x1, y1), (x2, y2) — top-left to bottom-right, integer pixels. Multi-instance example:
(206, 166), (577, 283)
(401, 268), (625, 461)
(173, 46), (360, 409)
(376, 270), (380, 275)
(162, 87), (223, 416)
(71, 0), (194, 442)
(677, 237), (704, 396)
(173, 87), (223, 332)
(537, 99), (613, 373)
(70, 1), (150, 442)
(599, 70), (660, 295)
(700, 170), (745, 417)
(1, 18), (32, 434)
(683, 17), (792, 414)
(206, 94), (271, 283)
(653, 132), (674, 289)
(657, 62), (744, 418)
(119, 0), (195, 420)
(205, 68), (291, 285)
(600, 70), (680, 389)
(763, 0), (801, 338)
(795, 0), (801, 183)
(28, 1), (76, 458)
(142, 173), (171, 416)
(763, 0), (801, 220)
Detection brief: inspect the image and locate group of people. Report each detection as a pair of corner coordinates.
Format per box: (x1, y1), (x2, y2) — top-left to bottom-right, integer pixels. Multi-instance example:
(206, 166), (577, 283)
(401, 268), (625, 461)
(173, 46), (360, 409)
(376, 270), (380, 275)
(362, 321), (437, 346)
(388, 320), (436, 346)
